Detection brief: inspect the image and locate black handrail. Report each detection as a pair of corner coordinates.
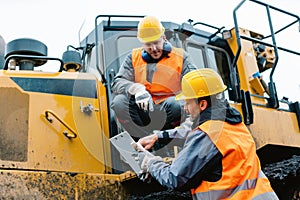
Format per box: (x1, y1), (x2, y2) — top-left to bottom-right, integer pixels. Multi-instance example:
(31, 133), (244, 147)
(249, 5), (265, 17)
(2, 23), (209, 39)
(240, 35), (300, 56)
(232, 0), (300, 108)
(94, 15), (144, 85)
(4, 54), (64, 72)
(191, 21), (225, 40)
(93, 15), (145, 173)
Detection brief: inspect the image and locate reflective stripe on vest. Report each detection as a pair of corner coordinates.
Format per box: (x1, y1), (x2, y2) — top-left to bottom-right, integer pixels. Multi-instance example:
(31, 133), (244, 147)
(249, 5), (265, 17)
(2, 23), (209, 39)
(191, 120), (278, 200)
(132, 47), (183, 104)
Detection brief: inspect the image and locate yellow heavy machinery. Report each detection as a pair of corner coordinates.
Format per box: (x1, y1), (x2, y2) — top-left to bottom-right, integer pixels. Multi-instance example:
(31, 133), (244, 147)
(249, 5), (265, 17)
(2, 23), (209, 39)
(0, 0), (299, 199)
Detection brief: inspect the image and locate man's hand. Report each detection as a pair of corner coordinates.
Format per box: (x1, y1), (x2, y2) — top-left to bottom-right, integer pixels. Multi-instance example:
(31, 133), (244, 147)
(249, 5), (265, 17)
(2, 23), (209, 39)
(138, 133), (159, 150)
(135, 90), (153, 112)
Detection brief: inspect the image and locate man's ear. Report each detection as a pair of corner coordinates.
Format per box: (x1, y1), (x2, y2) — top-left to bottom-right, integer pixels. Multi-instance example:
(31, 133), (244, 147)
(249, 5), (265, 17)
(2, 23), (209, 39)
(199, 100), (208, 111)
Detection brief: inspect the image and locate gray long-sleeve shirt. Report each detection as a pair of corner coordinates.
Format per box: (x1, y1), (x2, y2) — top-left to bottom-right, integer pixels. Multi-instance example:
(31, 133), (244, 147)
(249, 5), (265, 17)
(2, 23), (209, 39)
(156, 117), (193, 139)
(111, 47), (197, 95)
(148, 128), (221, 190)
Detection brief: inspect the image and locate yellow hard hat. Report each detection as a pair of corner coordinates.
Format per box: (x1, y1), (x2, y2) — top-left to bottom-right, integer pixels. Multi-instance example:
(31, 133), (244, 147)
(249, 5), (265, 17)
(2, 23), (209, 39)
(175, 68), (227, 100)
(137, 16), (165, 43)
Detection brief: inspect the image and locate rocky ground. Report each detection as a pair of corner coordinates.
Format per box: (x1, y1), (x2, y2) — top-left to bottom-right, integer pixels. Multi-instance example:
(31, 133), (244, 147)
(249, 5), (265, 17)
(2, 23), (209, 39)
(263, 155), (300, 200)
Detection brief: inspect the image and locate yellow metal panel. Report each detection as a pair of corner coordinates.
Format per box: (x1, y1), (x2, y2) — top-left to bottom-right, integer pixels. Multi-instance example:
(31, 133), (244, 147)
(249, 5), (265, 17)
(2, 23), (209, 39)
(227, 28), (261, 92)
(0, 71), (110, 174)
(231, 103), (300, 150)
(97, 80), (113, 173)
(249, 106), (300, 149)
(0, 86), (29, 162)
(249, 77), (265, 96)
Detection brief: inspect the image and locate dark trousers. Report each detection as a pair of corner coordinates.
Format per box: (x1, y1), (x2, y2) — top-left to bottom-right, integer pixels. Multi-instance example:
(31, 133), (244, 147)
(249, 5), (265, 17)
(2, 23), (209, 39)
(111, 94), (185, 139)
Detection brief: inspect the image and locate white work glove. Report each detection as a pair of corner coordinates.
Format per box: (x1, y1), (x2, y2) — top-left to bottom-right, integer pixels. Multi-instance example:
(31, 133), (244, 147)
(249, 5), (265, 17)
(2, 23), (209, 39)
(128, 83), (146, 95)
(135, 90), (154, 112)
(128, 83), (153, 112)
(131, 141), (155, 182)
(138, 153), (153, 183)
(137, 152), (162, 183)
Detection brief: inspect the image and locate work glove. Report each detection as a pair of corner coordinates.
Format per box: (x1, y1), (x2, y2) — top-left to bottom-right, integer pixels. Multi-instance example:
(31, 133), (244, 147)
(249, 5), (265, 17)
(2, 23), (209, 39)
(135, 90), (154, 112)
(131, 142), (155, 182)
(128, 83), (153, 112)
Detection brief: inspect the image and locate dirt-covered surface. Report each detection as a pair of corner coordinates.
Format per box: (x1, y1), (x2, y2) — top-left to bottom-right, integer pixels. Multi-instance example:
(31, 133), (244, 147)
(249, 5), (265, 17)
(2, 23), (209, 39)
(263, 155), (300, 200)
(130, 190), (192, 200)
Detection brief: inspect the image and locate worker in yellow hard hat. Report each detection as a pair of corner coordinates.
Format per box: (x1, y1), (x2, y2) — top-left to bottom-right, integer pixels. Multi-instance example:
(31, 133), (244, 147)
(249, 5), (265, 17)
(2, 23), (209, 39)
(136, 68), (279, 200)
(111, 16), (197, 139)
(137, 15), (165, 43)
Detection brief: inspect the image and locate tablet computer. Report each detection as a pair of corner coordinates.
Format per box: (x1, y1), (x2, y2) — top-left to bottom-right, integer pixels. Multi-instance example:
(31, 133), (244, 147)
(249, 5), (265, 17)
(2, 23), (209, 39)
(110, 131), (144, 174)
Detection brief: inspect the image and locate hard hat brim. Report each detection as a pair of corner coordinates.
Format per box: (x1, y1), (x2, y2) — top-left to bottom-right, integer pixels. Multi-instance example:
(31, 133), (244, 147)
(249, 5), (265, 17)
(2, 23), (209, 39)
(175, 93), (187, 101)
(137, 27), (165, 43)
(175, 85), (227, 101)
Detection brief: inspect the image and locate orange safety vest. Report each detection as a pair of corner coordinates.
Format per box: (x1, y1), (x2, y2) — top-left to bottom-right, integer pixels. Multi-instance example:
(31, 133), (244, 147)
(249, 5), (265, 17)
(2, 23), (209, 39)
(132, 47), (183, 104)
(191, 120), (277, 199)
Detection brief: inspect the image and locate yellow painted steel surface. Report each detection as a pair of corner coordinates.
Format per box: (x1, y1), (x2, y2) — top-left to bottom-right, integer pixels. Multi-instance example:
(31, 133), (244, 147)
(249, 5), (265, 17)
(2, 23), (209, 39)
(0, 70), (112, 174)
(226, 27), (267, 105)
(231, 103), (300, 150)
(227, 28), (260, 92)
